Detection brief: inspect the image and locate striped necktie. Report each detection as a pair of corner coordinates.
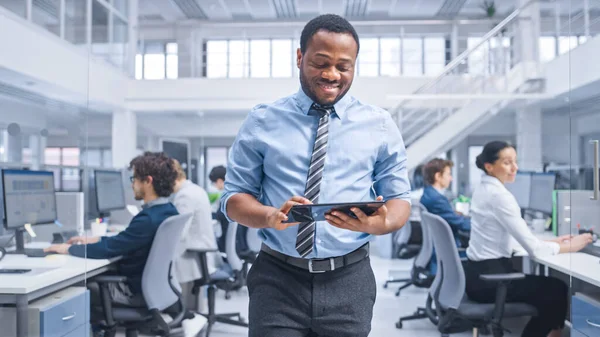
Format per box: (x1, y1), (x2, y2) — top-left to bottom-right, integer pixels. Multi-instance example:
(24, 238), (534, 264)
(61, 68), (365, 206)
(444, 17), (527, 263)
(295, 104), (332, 258)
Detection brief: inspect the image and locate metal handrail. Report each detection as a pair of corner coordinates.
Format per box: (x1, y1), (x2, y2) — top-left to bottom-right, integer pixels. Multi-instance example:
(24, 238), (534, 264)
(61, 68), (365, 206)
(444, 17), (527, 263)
(396, 0), (538, 109)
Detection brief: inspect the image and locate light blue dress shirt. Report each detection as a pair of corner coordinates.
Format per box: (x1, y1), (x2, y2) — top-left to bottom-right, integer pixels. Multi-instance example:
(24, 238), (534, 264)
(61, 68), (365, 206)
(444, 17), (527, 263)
(221, 89), (411, 258)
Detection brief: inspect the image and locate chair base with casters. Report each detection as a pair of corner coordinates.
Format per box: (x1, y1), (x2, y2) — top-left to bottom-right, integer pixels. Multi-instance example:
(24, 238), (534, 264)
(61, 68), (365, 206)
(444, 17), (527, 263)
(389, 265), (433, 296)
(190, 247), (249, 337)
(396, 294), (438, 329)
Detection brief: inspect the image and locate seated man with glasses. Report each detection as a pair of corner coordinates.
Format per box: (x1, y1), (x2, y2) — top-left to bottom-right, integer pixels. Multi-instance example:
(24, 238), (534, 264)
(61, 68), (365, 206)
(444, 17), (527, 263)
(45, 152), (179, 321)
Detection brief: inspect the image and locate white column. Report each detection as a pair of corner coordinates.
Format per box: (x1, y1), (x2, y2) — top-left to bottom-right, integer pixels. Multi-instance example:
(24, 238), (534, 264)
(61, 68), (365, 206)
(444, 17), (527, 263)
(111, 110), (137, 168)
(516, 108), (543, 172)
(5, 129), (23, 163)
(29, 134), (41, 170)
(127, 0), (139, 78)
(517, 0), (541, 70)
(451, 23), (458, 60)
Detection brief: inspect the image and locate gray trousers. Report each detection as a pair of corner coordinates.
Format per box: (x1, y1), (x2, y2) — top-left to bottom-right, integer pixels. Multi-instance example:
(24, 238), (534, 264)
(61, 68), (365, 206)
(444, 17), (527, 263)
(247, 251), (377, 337)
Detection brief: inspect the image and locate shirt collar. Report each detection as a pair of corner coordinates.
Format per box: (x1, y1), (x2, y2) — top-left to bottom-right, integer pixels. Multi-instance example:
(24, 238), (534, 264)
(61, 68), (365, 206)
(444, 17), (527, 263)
(142, 197), (170, 209)
(294, 88), (352, 119)
(481, 174), (506, 189)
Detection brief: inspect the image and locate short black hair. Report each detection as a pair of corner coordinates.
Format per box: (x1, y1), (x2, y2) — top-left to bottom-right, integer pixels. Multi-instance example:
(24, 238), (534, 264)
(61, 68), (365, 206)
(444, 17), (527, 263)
(129, 151), (177, 197)
(300, 14), (360, 55)
(476, 141), (515, 174)
(209, 165), (226, 183)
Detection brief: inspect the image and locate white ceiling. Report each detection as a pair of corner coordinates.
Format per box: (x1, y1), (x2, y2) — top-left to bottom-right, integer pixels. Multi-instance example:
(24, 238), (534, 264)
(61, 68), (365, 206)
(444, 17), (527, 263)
(138, 0), (592, 24)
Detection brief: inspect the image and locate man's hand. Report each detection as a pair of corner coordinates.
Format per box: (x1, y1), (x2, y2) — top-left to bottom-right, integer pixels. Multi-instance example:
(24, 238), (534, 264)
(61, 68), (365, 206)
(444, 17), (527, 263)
(325, 196), (389, 235)
(66, 236), (100, 245)
(44, 244), (71, 255)
(267, 196), (312, 230)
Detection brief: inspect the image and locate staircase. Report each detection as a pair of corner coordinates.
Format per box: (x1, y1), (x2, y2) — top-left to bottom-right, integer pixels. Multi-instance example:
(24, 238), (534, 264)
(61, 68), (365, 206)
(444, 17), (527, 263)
(391, 0), (544, 169)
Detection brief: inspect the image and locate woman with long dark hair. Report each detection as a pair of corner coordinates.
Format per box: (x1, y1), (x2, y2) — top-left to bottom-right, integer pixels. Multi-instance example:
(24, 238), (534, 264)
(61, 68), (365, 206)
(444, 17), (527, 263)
(464, 141), (592, 337)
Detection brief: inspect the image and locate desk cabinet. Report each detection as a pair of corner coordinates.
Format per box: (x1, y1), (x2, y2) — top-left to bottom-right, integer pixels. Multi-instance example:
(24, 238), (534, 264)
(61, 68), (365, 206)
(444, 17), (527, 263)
(0, 287), (89, 337)
(572, 293), (600, 337)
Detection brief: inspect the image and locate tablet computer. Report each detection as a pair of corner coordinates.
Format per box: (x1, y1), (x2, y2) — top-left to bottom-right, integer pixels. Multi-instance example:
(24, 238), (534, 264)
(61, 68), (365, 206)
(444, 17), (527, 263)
(283, 201), (385, 223)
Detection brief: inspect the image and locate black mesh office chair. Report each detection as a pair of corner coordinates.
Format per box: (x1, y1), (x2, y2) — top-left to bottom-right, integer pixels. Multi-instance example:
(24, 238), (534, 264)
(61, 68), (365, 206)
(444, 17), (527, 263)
(191, 221), (248, 337)
(90, 213), (193, 337)
(424, 211), (538, 337)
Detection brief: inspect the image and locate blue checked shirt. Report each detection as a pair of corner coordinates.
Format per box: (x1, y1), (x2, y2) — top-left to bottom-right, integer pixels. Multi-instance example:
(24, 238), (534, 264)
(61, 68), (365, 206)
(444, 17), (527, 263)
(221, 89), (411, 258)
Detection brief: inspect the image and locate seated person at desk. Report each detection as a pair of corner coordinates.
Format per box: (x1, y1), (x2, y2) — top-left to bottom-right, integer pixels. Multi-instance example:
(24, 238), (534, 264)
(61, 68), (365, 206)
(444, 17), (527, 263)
(45, 152), (179, 309)
(464, 141), (592, 337)
(420, 158), (470, 273)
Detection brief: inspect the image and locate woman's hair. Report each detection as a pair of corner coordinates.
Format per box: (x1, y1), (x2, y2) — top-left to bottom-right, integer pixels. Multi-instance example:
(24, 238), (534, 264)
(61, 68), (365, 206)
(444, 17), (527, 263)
(475, 141), (515, 173)
(423, 158), (454, 185)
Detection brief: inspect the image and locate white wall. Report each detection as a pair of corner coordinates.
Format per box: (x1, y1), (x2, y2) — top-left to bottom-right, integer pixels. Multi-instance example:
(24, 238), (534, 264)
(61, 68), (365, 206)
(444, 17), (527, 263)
(127, 76), (432, 113)
(0, 6), (127, 110)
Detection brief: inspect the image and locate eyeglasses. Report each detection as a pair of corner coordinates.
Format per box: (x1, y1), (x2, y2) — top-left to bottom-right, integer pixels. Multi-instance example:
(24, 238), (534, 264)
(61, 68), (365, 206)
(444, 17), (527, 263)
(129, 176), (135, 183)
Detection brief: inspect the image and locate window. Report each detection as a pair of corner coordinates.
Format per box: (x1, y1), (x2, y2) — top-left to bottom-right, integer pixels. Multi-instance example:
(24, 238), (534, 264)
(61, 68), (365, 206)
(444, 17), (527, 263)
(559, 36), (578, 55)
(228, 40), (249, 78)
(424, 38), (445, 75)
(271, 40), (293, 78)
(402, 38), (423, 76)
(61, 148), (80, 166)
(250, 40), (271, 78)
(467, 37), (486, 75)
(136, 42), (178, 80)
(358, 38), (379, 77)
(380, 38), (401, 77)
(539, 36), (557, 63)
(206, 40), (228, 78)
(44, 148), (61, 165)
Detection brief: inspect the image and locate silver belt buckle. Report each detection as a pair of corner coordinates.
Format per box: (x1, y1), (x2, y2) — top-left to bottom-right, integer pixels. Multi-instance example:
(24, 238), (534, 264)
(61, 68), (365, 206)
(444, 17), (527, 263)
(308, 258), (336, 273)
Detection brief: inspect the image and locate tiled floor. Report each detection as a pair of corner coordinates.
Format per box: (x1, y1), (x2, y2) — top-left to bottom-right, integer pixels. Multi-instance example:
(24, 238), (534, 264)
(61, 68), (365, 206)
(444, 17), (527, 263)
(116, 255), (570, 337)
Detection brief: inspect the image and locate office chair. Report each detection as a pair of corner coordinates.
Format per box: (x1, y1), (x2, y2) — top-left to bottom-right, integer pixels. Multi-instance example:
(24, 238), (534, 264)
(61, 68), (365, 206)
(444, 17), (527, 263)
(384, 221), (420, 289)
(386, 205), (435, 296)
(395, 205), (438, 329)
(90, 213), (193, 337)
(190, 221), (248, 337)
(424, 211), (538, 337)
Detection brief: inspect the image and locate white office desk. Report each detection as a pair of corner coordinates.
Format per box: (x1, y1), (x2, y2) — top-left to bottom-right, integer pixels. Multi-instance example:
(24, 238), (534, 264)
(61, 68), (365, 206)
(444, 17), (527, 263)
(533, 252), (600, 288)
(0, 244), (120, 337)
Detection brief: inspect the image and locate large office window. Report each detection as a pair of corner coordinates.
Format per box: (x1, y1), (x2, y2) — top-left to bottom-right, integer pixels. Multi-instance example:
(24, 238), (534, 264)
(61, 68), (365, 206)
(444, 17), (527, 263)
(271, 39), (293, 78)
(358, 38), (379, 77)
(136, 41), (179, 80)
(206, 40), (228, 78)
(380, 38), (401, 77)
(250, 40), (271, 78)
(228, 40), (249, 78)
(402, 38), (423, 76)
(559, 36), (578, 55)
(539, 36), (557, 63)
(424, 38), (446, 75)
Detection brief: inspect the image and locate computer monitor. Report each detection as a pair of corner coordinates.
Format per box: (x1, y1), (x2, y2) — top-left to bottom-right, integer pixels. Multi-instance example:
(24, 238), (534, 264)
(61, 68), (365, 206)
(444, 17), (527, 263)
(528, 173), (556, 214)
(505, 172), (532, 209)
(94, 170), (126, 215)
(2, 169), (57, 253)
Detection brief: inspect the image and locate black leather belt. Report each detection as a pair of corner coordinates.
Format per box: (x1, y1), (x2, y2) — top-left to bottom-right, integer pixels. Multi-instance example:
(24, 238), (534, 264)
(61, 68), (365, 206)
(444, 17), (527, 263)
(260, 243), (369, 273)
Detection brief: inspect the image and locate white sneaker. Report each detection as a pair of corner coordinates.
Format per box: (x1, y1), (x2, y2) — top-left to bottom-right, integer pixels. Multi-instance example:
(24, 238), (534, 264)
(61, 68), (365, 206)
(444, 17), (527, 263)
(182, 314), (208, 337)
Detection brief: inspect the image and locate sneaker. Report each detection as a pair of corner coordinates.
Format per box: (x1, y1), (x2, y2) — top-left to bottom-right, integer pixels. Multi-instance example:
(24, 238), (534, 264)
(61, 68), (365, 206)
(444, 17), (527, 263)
(182, 314), (208, 337)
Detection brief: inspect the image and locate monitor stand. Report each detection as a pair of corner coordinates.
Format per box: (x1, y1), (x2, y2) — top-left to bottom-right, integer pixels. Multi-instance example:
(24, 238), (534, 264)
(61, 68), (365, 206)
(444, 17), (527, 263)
(6, 228), (27, 255)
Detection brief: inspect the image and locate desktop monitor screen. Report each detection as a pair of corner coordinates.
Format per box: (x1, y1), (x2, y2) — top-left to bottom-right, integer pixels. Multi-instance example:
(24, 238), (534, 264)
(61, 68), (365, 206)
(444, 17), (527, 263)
(2, 170), (57, 229)
(505, 172), (532, 209)
(528, 173), (556, 214)
(94, 170), (126, 213)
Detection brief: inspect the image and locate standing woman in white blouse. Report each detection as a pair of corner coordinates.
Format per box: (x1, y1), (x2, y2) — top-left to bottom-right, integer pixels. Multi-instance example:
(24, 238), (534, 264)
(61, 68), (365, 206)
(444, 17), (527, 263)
(464, 141), (593, 337)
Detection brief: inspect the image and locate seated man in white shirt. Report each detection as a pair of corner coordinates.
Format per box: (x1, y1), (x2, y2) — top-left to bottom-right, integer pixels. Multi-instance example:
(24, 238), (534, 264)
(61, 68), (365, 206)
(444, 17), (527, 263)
(171, 160), (220, 337)
(464, 141), (592, 337)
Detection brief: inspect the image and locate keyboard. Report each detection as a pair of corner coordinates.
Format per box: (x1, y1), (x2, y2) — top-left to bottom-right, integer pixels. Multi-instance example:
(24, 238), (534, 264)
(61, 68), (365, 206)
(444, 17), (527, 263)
(23, 248), (55, 258)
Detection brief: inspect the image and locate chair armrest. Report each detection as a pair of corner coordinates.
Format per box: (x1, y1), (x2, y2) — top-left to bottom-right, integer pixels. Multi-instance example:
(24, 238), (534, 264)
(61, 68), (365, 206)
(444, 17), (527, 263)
(479, 273), (525, 283)
(92, 275), (128, 283)
(187, 248), (219, 254)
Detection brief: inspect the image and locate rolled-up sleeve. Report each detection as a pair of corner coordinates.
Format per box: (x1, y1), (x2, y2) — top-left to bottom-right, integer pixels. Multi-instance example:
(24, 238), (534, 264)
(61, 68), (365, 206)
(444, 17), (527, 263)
(220, 110), (264, 222)
(373, 113), (411, 203)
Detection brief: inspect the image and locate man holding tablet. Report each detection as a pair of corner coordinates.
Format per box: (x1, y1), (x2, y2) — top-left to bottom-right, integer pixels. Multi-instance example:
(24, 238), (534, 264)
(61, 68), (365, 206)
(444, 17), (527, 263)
(222, 14), (411, 337)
